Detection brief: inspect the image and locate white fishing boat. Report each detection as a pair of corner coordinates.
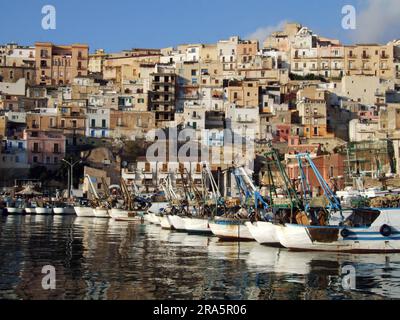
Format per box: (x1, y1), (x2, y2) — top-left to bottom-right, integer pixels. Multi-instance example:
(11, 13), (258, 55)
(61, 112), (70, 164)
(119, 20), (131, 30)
(24, 208), (36, 214)
(148, 202), (169, 214)
(109, 208), (142, 221)
(109, 208), (129, 219)
(209, 217), (254, 241)
(167, 215), (186, 231)
(183, 217), (212, 235)
(74, 206), (95, 217)
(148, 213), (161, 225)
(245, 221), (281, 246)
(35, 207), (53, 215)
(160, 215), (173, 229)
(276, 208), (400, 253)
(53, 207), (76, 215)
(6, 207), (25, 215)
(93, 207), (110, 218)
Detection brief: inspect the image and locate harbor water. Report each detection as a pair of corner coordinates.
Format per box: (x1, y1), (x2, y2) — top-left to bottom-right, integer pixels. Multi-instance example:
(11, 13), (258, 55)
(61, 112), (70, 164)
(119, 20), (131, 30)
(0, 215), (399, 300)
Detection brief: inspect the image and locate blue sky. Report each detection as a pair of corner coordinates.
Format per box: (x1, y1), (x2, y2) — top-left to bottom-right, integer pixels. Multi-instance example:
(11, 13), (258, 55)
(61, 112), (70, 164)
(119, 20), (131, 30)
(0, 0), (395, 52)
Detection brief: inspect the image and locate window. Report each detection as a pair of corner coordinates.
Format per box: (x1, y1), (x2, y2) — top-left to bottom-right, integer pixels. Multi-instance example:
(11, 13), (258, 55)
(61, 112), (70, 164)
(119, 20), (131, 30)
(102, 119), (106, 128)
(18, 142), (23, 149)
(54, 144), (59, 153)
(15, 156), (19, 163)
(33, 156), (38, 163)
(191, 70), (197, 76)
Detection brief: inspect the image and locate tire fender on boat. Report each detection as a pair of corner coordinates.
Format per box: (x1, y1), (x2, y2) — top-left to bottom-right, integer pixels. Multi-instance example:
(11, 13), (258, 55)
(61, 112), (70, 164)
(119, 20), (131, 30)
(380, 224), (392, 237)
(341, 228), (351, 238)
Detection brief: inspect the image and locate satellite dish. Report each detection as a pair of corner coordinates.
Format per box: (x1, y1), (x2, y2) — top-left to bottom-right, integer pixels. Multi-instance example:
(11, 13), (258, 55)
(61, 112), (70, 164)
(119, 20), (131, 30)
(122, 161), (128, 168)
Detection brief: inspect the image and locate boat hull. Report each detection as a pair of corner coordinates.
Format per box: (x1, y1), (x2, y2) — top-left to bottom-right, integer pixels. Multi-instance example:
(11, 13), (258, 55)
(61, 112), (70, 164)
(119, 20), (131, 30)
(209, 218), (254, 241)
(35, 208), (53, 215)
(160, 216), (173, 229)
(183, 217), (212, 234)
(6, 208), (25, 215)
(109, 208), (129, 219)
(276, 224), (400, 253)
(168, 215), (186, 231)
(245, 221), (281, 246)
(74, 207), (95, 217)
(93, 208), (110, 218)
(109, 209), (142, 221)
(24, 208), (36, 215)
(53, 207), (76, 215)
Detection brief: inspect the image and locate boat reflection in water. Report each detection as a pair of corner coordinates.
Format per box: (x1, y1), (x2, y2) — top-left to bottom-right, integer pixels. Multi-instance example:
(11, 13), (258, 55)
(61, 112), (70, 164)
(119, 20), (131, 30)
(1, 217), (400, 300)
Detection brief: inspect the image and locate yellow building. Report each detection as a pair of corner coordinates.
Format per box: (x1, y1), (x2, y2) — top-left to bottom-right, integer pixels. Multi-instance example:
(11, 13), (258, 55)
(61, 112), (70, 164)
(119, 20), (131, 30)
(88, 49), (108, 74)
(225, 80), (259, 107)
(35, 42), (89, 86)
(344, 44), (394, 80)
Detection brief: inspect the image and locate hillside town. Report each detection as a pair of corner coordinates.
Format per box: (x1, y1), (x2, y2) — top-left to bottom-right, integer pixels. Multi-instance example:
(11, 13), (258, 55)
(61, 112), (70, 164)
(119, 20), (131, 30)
(1, 22), (400, 197)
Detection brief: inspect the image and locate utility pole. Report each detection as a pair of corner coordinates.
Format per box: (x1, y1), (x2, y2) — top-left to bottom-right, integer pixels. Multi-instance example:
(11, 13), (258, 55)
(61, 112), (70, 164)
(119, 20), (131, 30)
(62, 159), (82, 199)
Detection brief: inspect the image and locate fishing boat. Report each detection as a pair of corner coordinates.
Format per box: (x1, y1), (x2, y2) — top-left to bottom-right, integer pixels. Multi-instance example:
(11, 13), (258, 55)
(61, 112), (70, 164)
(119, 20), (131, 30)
(93, 207), (110, 218)
(183, 217), (212, 234)
(168, 215), (186, 231)
(245, 221), (281, 245)
(53, 205), (76, 215)
(35, 207), (53, 215)
(6, 207), (25, 215)
(160, 215), (173, 229)
(24, 207), (36, 214)
(209, 216), (254, 241)
(109, 208), (143, 221)
(74, 206), (95, 217)
(277, 208), (400, 253)
(209, 165), (270, 241)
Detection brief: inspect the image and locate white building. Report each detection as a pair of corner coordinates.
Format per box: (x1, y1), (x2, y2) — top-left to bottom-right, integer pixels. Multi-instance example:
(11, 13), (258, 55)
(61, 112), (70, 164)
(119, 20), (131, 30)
(86, 107), (111, 138)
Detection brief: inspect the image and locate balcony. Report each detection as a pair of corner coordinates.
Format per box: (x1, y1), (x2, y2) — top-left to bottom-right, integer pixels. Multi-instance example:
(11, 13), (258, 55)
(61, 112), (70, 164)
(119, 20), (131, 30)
(381, 54), (389, 59)
(361, 54), (371, 60)
(347, 54), (357, 58)
(236, 119), (256, 123)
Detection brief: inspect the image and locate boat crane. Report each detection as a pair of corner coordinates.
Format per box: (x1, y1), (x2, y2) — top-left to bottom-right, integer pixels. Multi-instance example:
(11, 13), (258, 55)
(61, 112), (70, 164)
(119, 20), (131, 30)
(263, 146), (303, 223)
(296, 153), (344, 222)
(232, 165), (269, 218)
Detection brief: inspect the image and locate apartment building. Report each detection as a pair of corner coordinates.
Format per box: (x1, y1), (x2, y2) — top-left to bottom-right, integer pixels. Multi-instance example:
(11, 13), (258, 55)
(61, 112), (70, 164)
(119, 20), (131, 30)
(296, 87), (330, 138)
(344, 44), (395, 80)
(88, 49), (108, 74)
(224, 80), (259, 107)
(149, 66), (177, 127)
(35, 42), (89, 86)
(86, 107), (111, 138)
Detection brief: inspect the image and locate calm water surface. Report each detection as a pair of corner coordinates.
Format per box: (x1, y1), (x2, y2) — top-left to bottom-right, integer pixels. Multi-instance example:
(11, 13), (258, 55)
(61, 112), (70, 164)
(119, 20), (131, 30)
(0, 215), (399, 300)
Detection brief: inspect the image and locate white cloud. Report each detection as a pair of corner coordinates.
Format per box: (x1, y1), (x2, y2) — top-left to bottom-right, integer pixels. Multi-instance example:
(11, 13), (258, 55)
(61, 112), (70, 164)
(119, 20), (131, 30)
(245, 20), (287, 43)
(351, 0), (400, 43)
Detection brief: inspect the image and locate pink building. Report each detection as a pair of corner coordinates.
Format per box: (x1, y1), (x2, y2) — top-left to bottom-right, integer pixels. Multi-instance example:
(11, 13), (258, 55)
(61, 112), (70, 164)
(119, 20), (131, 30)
(274, 124), (291, 142)
(24, 130), (66, 166)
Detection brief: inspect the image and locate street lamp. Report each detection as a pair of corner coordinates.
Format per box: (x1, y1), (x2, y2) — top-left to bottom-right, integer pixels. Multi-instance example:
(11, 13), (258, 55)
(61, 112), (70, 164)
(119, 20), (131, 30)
(62, 158), (82, 199)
